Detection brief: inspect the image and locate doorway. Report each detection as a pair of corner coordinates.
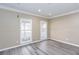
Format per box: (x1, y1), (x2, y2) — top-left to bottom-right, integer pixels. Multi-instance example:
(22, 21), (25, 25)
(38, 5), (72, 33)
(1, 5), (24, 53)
(20, 18), (32, 44)
(40, 20), (47, 40)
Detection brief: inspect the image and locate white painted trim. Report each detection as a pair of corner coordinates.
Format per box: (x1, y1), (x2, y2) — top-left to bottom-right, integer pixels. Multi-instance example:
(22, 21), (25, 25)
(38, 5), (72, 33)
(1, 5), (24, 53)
(0, 39), (46, 52)
(49, 39), (79, 48)
(0, 5), (49, 19)
(49, 10), (79, 19)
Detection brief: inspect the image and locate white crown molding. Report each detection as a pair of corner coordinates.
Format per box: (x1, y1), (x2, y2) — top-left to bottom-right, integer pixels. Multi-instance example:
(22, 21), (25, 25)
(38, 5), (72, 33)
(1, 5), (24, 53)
(50, 9), (79, 19)
(0, 5), (49, 19)
(0, 5), (79, 19)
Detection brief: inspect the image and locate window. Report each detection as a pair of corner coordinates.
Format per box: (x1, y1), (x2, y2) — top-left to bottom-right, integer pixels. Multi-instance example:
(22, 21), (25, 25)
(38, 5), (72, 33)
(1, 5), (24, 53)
(20, 18), (32, 44)
(40, 20), (47, 40)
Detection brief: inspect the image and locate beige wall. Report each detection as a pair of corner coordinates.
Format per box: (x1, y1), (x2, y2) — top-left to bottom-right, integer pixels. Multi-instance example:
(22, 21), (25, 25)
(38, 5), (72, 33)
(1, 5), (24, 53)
(0, 9), (48, 50)
(2, 7), (79, 50)
(49, 13), (79, 45)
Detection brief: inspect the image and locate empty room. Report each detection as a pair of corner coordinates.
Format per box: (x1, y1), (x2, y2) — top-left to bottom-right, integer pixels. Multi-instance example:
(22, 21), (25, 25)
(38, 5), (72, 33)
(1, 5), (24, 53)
(0, 3), (79, 55)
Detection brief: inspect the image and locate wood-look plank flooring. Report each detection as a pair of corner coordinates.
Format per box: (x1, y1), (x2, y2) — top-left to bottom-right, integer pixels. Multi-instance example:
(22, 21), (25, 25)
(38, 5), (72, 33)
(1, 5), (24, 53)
(0, 40), (79, 55)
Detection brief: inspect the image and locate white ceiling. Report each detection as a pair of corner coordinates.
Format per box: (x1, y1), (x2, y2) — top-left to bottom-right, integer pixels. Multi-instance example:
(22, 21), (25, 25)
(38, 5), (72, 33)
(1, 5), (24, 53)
(0, 3), (79, 18)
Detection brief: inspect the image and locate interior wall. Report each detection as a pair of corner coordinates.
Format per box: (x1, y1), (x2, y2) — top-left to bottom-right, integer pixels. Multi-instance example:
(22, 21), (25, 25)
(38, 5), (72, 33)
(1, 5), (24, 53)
(1, 7), (79, 50)
(49, 12), (79, 45)
(0, 9), (48, 50)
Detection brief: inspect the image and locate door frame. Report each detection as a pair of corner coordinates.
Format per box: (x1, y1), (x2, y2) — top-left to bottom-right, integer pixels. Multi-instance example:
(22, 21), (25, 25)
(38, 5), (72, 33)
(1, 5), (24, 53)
(20, 18), (32, 44)
(40, 20), (47, 40)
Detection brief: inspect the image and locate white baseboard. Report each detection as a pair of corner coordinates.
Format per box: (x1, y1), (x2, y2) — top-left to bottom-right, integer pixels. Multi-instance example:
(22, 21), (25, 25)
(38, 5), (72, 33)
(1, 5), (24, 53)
(3, 39), (79, 52)
(49, 39), (79, 48)
(0, 39), (46, 52)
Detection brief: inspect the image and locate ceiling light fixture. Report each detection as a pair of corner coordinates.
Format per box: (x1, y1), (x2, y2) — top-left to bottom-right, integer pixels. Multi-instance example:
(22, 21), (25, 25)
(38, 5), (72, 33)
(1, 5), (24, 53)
(38, 9), (41, 12)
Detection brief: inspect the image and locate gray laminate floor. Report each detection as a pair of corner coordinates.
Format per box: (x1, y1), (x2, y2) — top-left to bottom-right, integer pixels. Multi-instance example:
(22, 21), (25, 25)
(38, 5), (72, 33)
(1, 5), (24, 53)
(0, 40), (79, 55)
